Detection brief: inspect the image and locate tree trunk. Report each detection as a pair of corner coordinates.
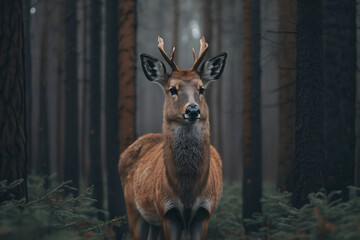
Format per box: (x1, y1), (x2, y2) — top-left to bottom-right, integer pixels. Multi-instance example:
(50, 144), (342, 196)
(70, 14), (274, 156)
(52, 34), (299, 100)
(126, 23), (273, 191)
(89, 0), (104, 219)
(105, 0), (127, 238)
(203, 0), (217, 149)
(276, 0), (297, 192)
(323, 0), (355, 199)
(216, 0), (223, 157)
(56, 0), (65, 182)
(38, 0), (50, 177)
(24, 0), (33, 174)
(0, 0), (27, 201)
(292, 0), (324, 208)
(116, 0), (136, 236)
(64, 0), (79, 191)
(172, 0), (179, 63)
(242, 0), (262, 232)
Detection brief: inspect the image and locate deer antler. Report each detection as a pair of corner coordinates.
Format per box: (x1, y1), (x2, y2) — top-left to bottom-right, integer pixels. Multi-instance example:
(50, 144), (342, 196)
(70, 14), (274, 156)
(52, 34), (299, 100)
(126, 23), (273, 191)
(191, 36), (209, 71)
(158, 36), (180, 72)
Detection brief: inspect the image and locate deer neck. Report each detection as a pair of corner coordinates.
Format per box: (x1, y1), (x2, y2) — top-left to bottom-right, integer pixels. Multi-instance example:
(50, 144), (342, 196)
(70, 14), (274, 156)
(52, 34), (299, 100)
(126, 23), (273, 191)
(163, 121), (211, 207)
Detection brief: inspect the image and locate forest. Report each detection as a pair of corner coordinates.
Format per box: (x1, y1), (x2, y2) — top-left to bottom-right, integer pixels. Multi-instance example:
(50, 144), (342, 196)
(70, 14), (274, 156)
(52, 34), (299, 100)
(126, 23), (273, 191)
(1, 0), (360, 239)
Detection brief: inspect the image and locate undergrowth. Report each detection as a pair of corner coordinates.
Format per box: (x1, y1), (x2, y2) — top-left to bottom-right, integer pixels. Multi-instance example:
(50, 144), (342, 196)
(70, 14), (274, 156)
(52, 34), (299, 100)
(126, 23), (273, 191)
(208, 182), (360, 240)
(0, 174), (125, 240)
(2, 176), (360, 240)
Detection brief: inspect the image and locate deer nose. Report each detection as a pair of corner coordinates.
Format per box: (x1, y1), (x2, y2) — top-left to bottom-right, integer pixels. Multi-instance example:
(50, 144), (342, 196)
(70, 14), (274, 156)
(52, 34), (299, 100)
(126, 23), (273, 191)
(185, 103), (200, 118)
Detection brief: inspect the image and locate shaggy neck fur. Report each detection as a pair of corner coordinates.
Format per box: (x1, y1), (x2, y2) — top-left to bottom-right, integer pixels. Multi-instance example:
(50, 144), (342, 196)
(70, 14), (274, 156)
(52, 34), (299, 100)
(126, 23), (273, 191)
(163, 123), (210, 208)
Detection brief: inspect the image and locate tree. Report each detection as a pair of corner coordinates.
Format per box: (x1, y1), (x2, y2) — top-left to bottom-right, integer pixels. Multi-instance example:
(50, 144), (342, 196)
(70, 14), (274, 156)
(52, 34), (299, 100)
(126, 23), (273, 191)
(216, 0), (223, 156)
(105, 0), (129, 237)
(89, 0), (104, 219)
(56, 0), (66, 182)
(38, 0), (50, 177)
(323, 0), (356, 198)
(24, 0), (33, 174)
(242, 0), (262, 231)
(64, 0), (79, 191)
(292, 0), (325, 208)
(0, 0), (28, 201)
(115, 0), (136, 236)
(276, 0), (297, 192)
(172, 0), (179, 63)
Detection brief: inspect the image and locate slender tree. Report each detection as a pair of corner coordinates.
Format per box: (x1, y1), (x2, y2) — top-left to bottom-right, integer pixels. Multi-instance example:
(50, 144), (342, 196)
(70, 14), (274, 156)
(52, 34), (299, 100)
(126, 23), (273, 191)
(89, 0), (104, 218)
(116, 0), (136, 236)
(0, 0), (27, 201)
(173, 0), (179, 63)
(323, 0), (356, 198)
(276, 0), (297, 192)
(216, 0), (223, 156)
(242, 0), (262, 231)
(24, 0), (33, 173)
(292, 0), (324, 208)
(64, 0), (79, 190)
(203, 0), (217, 148)
(56, 0), (65, 182)
(38, 0), (50, 177)
(105, 0), (127, 237)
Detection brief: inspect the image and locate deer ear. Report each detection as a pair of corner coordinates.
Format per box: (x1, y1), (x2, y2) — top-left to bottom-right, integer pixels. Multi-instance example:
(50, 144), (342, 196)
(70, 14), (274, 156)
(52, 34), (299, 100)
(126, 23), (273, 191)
(140, 53), (167, 83)
(198, 52), (227, 87)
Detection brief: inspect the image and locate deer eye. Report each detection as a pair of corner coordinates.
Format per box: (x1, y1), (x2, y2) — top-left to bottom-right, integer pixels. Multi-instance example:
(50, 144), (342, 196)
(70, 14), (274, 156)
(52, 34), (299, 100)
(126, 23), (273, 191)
(199, 88), (205, 95)
(170, 88), (177, 95)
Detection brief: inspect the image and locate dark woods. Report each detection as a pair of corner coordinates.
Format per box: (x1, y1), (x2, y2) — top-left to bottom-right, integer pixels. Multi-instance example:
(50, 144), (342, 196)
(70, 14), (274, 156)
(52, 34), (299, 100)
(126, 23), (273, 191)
(1, 0), (360, 239)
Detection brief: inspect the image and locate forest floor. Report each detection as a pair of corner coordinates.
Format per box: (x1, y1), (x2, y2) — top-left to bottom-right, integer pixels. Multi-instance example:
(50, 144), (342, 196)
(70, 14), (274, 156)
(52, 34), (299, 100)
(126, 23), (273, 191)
(1, 175), (360, 239)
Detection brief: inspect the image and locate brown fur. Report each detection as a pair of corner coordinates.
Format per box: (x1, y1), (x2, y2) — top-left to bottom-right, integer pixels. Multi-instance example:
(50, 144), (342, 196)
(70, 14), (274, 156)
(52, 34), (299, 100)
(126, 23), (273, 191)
(119, 69), (223, 240)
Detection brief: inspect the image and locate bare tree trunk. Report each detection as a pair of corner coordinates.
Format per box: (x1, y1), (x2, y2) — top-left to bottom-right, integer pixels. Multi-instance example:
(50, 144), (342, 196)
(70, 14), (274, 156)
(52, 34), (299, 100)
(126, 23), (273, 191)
(173, 0), (179, 63)
(115, 0), (136, 236)
(323, 0), (356, 199)
(292, 0), (324, 208)
(24, 0), (32, 174)
(89, 0), (104, 219)
(0, 0), (28, 201)
(56, 0), (65, 182)
(242, 0), (262, 232)
(64, 0), (79, 191)
(276, 0), (296, 192)
(105, 0), (127, 238)
(38, 0), (50, 177)
(203, 0), (217, 149)
(216, 0), (223, 156)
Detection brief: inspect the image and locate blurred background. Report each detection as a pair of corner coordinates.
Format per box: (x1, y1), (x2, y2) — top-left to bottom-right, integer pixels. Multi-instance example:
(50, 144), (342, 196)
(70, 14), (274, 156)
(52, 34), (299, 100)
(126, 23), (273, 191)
(26, 0), (282, 183)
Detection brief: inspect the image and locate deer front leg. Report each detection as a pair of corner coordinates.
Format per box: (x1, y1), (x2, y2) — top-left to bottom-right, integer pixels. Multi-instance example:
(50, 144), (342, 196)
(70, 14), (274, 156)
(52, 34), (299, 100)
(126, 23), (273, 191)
(162, 208), (184, 240)
(189, 208), (210, 240)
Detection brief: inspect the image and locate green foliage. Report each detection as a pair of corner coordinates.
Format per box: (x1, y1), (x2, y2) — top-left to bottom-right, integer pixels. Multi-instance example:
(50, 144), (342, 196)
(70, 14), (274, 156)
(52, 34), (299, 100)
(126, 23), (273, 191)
(0, 174), (125, 240)
(208, 182), (360, 240)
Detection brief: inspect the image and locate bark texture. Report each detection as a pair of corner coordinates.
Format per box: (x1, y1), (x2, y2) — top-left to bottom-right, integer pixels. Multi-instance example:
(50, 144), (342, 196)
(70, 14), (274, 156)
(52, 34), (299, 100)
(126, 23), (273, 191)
(105, 0), (129, 237)
(38, 1), (50, 176)
(64, 0), (79, 190)
(323, 0), (355, 198)
(89, 0), (103, 218)
(116, 0), (136, 236)
(292, 0), (325, 208)
(242, 0), (262, 231)
(276, 0), (297, 192)
(0, 0), (27, 201)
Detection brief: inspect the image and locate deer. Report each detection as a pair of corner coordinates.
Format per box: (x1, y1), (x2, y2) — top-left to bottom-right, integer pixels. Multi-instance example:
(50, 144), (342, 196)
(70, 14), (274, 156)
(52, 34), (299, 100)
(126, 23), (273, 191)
(118, 36), (227, 240)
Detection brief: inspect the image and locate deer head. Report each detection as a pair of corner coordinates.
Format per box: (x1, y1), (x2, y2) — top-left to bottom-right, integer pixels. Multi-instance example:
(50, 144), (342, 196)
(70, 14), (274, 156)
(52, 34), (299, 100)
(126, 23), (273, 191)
(140, 36), (227, 126)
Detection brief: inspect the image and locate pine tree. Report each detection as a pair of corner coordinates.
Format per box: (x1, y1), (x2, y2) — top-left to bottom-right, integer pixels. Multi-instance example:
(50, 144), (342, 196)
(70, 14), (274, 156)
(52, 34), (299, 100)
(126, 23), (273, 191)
(242, 0), (262, 232)
(0, 0), (28, 201)
(292, 0), (325, 208)
(64, 0), (79, 191)
(89, 0), (104, 219)
(323, 0), (356, 199)
(276, 0), (297, 192)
